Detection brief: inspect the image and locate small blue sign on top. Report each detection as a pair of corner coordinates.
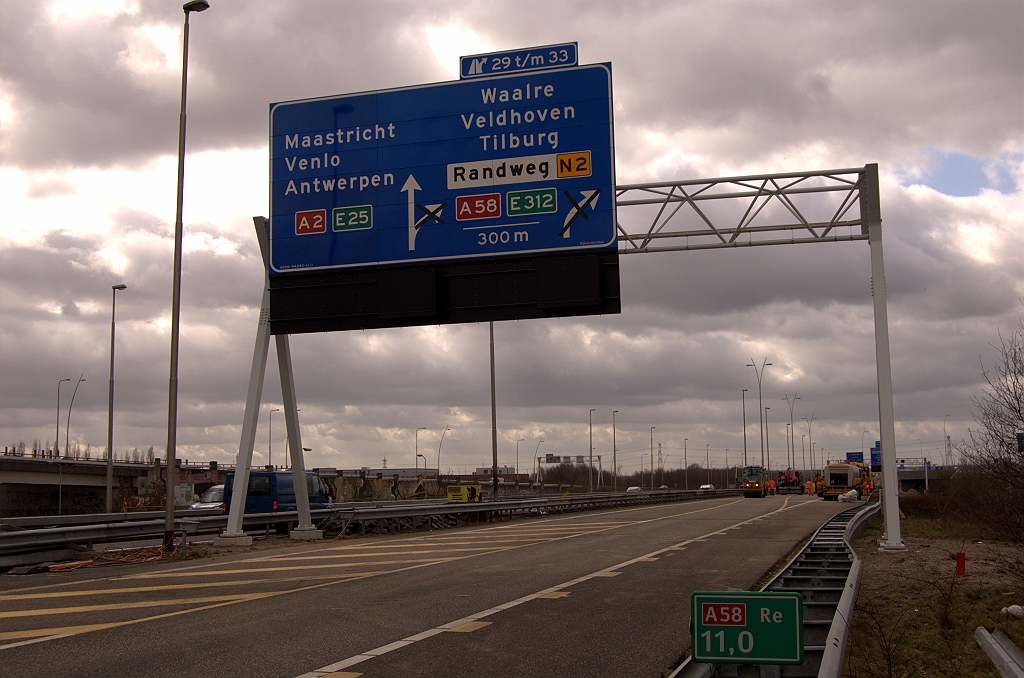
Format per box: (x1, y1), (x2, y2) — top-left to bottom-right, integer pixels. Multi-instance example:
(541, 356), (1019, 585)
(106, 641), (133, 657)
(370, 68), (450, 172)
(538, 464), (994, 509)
(846, 452), (864, 463)
(461, 43), (578, 79)
(268, 62), (614, 275)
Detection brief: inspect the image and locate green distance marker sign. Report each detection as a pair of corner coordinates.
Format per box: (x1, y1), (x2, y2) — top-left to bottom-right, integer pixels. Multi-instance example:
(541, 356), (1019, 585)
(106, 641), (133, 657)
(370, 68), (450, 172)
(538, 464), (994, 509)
(691, 591), (804, 665)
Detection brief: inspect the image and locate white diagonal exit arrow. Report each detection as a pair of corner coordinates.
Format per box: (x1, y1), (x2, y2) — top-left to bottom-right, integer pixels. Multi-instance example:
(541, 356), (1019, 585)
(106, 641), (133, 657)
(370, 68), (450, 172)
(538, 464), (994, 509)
(560, 189), (600, 238)
(402, 174), (421, 250)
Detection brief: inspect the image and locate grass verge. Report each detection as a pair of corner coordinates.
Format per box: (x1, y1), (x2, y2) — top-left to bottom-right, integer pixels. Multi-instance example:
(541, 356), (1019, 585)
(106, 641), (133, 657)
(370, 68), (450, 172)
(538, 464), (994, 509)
(844, 514), (1024, 677)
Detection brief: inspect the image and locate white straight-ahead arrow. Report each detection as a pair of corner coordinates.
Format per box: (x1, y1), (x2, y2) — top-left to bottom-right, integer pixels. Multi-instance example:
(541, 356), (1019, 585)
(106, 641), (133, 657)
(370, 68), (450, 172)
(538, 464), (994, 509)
(402, 175), (421, 250)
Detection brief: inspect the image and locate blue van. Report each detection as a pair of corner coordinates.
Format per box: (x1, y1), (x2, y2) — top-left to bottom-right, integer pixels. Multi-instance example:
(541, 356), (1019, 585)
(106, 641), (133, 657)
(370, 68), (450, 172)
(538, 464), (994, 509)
(223, 471), (333, 515)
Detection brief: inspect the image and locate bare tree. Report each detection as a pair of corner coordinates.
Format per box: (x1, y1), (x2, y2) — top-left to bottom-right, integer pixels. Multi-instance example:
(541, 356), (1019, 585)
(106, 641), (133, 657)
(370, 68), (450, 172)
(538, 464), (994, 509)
(955, 312), (1024, 537)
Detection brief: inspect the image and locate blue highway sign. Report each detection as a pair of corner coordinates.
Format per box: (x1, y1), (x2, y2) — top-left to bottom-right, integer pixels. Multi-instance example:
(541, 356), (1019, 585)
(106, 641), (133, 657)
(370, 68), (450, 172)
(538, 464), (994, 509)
(269, 63), (614, 275)
(460, 43), (578, 79)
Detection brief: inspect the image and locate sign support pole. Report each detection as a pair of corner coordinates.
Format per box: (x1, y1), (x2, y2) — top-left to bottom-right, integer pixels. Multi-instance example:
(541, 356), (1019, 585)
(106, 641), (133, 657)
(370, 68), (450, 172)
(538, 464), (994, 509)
(863, 165), (904, 551)
(218, 217), (272, 545)
(489, 321), (499, 499)
(277, 334), (320, 538)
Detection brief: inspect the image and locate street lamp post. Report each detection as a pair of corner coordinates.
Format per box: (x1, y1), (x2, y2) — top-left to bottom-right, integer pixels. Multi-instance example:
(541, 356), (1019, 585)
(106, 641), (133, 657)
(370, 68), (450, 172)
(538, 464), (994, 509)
(516, 438), (524, 492)
(66, 374), (86, 458)
(436, 426), (450, 478)
(782, 393), (799, 470)
(801, 434), (806, 475)
(747, 358), (772, 468)
(415, 427), (426, 468)
(106, 284), (127, 513)
(684, 438), (688, 490)
(725, 449), (729, 488)
(650, 427), (655, 491)
(56, 378), (70, 459)
(705, 444), (710, 484)
(803, 415), (816, 472)
(764, 406), (771, 471)
(164, 0), (210, 548)
(612, 410), (618, 490)
(589, 409), (596, 492)
(534, 438), (544, 489)
(741, 389), (748, 467)
(785, 423), (791, 470)
(943, 413), (951, 465)
(269, 407), (281, 467)
(417, 453), (426, 471)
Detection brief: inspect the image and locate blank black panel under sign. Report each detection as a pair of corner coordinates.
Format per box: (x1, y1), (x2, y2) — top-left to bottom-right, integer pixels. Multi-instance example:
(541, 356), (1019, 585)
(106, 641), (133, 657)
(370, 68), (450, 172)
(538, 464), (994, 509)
(268, 252), (620, 334)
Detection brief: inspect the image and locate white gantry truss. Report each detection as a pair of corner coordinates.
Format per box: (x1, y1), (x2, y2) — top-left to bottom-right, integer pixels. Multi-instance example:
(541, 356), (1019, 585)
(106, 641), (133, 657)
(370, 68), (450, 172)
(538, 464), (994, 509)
(615, 167), (870, 254)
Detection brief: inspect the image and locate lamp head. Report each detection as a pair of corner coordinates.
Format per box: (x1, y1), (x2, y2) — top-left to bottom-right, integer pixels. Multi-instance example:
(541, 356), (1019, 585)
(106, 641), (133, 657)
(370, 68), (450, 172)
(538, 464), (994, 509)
(112, 284), (127, 291)
(183, 1), (210, 13)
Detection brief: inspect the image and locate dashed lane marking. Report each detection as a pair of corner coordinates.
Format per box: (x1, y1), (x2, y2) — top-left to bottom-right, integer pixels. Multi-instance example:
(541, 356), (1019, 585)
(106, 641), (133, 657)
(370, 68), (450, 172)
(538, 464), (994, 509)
(448, 621), (492, 632)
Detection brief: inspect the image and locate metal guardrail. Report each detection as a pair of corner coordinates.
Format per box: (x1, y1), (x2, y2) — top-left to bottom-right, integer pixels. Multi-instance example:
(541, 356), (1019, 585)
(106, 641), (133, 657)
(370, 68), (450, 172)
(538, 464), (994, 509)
(0, 489), (738, 563)
(671, 500), (880, 678)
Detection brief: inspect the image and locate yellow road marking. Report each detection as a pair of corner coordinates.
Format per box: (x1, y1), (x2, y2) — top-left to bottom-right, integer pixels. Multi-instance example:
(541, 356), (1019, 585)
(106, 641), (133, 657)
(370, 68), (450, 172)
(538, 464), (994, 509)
(323, 538), (538, 551)
(0, 575), (370, 602)
(324, 673), (362, 678)
(124, 557), (460, 579)
(0, 571), (381, 643)
(538, 591), (571, 599)
(670, 546), (687, 551)
(3, 498), (754, 647)
(0, 593), (259, 618)
(252, 547), (499, 562)
(639, 557), (660, 562)
(448, 621), (492, 632)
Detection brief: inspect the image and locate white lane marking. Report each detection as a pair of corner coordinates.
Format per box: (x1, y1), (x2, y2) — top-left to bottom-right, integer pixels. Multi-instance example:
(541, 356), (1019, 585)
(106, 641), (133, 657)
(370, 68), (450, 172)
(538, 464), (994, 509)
(0, 634), (73, 651)
(295, 498), (803, 677)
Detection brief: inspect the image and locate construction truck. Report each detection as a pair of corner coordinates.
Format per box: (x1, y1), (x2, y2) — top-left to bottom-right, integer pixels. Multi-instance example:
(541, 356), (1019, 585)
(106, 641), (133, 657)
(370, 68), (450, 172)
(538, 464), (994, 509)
(776, 468), (805, 495)
(821, 461), (868, 501)
(740, 466), (769, 498)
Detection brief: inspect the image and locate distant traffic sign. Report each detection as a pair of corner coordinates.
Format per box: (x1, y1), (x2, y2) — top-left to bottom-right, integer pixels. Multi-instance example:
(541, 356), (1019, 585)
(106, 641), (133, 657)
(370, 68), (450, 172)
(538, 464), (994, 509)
(691, 592), (803, 665)
(460, 43), (578, 79)
(269, 63), (614, 275)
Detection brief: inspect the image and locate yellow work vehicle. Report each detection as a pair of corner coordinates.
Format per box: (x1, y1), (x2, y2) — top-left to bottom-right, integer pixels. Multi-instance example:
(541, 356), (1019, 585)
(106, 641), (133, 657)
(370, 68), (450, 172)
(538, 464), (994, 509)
(821, 462), (866, 501)
(446, 484), (483, 503)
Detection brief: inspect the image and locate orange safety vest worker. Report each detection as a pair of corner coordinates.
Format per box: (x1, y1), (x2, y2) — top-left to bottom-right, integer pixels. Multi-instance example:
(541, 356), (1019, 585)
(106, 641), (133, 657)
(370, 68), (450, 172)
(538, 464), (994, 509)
(767, 478), (776, 495)
(806, 479), (813, 495)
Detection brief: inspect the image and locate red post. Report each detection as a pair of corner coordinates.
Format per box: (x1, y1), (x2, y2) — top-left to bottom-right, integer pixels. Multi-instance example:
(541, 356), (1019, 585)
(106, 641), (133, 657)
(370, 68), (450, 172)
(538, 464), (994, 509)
(955, 552), (966, 576)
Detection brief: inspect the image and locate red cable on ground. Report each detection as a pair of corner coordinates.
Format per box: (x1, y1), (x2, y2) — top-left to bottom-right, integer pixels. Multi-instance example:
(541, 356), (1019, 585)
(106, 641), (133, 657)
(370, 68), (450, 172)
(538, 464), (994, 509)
(47, 541), (179, 572)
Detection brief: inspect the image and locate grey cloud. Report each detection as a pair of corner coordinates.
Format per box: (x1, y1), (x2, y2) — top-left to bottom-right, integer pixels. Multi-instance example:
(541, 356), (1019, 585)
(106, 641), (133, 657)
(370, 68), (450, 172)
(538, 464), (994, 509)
(1, 0), (1020, 473)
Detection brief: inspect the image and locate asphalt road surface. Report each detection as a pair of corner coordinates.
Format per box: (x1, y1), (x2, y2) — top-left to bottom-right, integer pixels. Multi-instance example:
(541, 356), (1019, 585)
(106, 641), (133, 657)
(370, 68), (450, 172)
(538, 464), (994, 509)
(1, 495), (850, 677)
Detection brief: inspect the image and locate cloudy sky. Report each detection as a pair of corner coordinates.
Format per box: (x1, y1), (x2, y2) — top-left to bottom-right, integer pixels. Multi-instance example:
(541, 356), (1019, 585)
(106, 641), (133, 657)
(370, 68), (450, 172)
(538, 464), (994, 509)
(1, 0), (1021, 478)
